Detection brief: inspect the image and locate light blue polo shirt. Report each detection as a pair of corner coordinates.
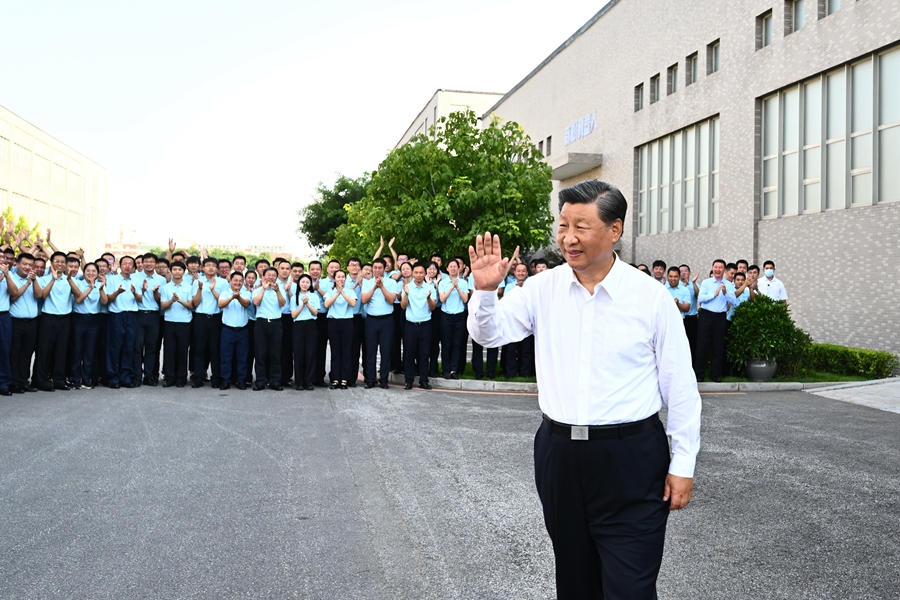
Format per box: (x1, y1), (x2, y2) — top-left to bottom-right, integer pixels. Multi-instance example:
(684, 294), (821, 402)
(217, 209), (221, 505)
(727, 288), (751, 321)
(160, 280), (194, 323)
(438, 276), (469, 314)
(221, 287), (251, 328)
(37, 274), (73, 315)
(697, 277), (736, 314)
(316, 278), (334, 315)
(346, 278), (363, 315)
(683, 281), (699, 316)
(73, 280), (101, 315)
(325, 287), (354, 319)
(134, 271), (167, 311)
(255, 287), (283, 320)
(278, 279), (294, 315)
(666, 282), (692, 319)
(9, 273), (38, 318)
(246, 284), (258, 321)
(291, 291), (321, 321)
(0, 276), (9, 312)
(105, 274), (139, 313)
(193, 276), (229, 315)
(362, 277), (398, 316)
(403, 281), (434, 323)
(503, 280), (525, 298)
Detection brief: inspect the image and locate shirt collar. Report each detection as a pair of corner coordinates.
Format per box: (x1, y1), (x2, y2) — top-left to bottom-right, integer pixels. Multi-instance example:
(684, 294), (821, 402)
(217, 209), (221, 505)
(564, 252), (625, 301)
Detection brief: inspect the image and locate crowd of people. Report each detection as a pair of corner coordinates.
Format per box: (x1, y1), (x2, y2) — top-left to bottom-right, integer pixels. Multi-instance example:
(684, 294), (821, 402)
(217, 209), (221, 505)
(0, 220), (789, 395)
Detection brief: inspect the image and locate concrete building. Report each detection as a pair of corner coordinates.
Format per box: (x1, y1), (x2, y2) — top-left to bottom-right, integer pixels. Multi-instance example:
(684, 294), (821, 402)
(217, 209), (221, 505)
(482, 0), (900, 356)
(397, 89), (504, 148)
(0, 104), (108, 258)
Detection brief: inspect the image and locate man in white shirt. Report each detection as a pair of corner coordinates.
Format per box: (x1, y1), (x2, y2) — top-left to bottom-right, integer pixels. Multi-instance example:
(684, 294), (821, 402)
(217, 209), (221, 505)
(467, 180), (701, 599)
(755, 260), (788, 303)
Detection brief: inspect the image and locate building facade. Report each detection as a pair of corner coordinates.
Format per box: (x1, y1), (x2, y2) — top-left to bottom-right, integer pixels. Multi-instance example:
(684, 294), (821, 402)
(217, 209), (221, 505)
(482, 0), (900, 356)
(0, 105), (108, 258)
(397, 89), (504, 148)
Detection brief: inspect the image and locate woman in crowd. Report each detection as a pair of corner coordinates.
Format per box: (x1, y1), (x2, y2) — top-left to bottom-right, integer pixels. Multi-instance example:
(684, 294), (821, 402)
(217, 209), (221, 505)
(290, 274), (319, 390)
(323, 270), (356, 389)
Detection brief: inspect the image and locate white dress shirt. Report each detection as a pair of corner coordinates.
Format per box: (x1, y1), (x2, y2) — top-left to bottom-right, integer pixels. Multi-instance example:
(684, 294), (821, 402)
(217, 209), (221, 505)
(757, 276), (788, 301)
(467, 254), (701, 478)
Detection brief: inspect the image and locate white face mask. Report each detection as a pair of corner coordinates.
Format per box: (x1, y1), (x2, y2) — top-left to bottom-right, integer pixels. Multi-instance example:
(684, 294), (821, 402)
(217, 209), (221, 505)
(765, 269), (774, 278)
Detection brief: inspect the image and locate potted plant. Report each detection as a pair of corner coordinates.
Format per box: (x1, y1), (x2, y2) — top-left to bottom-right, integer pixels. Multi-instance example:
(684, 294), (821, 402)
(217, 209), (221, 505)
(725, 295), (809, 381)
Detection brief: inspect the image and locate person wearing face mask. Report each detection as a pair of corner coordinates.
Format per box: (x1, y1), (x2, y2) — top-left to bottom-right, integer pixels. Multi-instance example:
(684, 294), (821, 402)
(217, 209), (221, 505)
(290, 274), (320, 391)
(755, 261), (788, 304)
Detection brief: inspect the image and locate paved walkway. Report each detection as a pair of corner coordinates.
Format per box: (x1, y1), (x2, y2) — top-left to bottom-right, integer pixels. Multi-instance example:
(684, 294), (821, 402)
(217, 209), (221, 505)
(805, 378), (900, 414)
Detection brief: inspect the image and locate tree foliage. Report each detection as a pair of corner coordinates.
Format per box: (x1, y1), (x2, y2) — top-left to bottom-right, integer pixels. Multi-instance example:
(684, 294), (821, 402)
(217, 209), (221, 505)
(298, 173), (371, 253)
(1, 207), (40, 240)
(330, 110), (553, 264)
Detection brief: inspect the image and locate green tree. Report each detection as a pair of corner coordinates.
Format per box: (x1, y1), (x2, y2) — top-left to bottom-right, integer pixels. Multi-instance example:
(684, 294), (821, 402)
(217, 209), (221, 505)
(330, 110), (553, 263)
(298, 173), (371, 253)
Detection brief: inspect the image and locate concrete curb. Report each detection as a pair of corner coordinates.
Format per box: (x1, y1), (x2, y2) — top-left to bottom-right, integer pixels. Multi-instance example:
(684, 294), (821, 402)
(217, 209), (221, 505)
(799, 376), (899, 393)
(386, 373), (886, 393)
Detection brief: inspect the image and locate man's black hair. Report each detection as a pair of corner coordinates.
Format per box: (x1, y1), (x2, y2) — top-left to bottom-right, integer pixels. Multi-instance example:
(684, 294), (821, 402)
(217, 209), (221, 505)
(558, 179), (627, 225)
(763, 260), (775, 269)
(652, 260), (666, 270)
(725, 262), (737, 271)
(667, 266), (680, 276)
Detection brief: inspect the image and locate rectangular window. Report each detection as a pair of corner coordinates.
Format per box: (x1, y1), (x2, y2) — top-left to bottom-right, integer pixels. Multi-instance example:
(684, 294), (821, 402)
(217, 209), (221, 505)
(758, 11), (774, 50)
(850, 59), (873, 205)
(793, 0), (805, 31)
(650, 75), (660, 103)
(635, 83), (644, 112)
(13, 144), (31, 170)
(879, 47), (900, 203)
(636, 116), (719, 235)
(667, 64), (679, 95)
(827, 0), (840, 15)
(686, 54), (698, 86)
(707, 40), (721, 75)
(0, 136), (8, 161)
(537, 140), (544, 156)
(545, 136), (552, 157)
(33, 155), (50, 179)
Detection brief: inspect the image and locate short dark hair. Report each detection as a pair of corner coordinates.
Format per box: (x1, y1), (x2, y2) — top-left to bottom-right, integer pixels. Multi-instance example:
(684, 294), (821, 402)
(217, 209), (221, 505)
(667, 266), (681, 276)
(17, 252), (34, 263)
(135, 253), (145, 261)
(734, 271), (746, 280)
(725, 262), (737, 271)
(233, 255), (246, 263)
(327, 259), (341, 267)
(218, 258), (232, 268)
(143, 253), (158, 263)
(748, 264), (760, 273)
(712, 259), (726, 268)
(679, 264), (691, 271)
(102, 252), (115, 260)
(229, 271), (243, 281)
(157, 258), (170, 267)
(273, 257), (287, 266)
(763, 260), (775, 269)
(533, 258), (549, 268)
(171, 261), (186, 271)
(254, 259), (270, 268)
(347, 257), (361, 267)
(652, 260), (666, 270)
(736, 259), (749, 269)
(264, 267), (278, 276)
(173, 251), (187, 260)
(50, 251), (67, 263)
(373, 258), (386, 268)
(412, 263), (426, 272)
(202, 257), (218, 267)
(186, 256), (200, 265)
(120, 255), (136, 268)
(66, 256), (80, 265)
(309, 260), (322, 269)
(291, 262), (304, 269)
(558, 180), (627, 225)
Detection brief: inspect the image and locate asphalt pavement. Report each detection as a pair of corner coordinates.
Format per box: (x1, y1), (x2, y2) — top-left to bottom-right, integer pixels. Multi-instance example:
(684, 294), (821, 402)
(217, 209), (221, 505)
(0, 383), (897, 599)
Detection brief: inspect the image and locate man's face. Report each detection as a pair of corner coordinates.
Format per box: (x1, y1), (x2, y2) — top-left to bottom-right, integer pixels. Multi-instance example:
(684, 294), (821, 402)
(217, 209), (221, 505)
(372, 263), (384, 278)
(725, 268), (735, 282)
(667, 271), (681, 287)
(515, 264), (528, 282)
(309, 264), (322, 279)
(291, 266), (303, 281)
(144, 258), (156, 275)
(412, 267), (425, 285)
(430, 256), (442, 268)
(218, 263), (231, 278)
(230, 275), (243, 292)
(135, 258), (143, 271)
(748, 267), (760, 280)
(50, 255), (66, 275)
(188, 262), (200, 275)
(652, 265), (664, 280)
(737, 264), (747, 274)
(120, 259), (135, 275)
(556, 203), (620, 274)
(734, 274), (746, 288)
(679, 267), (690, 283)
(233, 258), (245, 272)
(203, 262), (217, 277)
(264, 271), (277, 285)
(33, 260), (46, 276)
(256, 263), (268, 278)
(170, 266), (185, 280)
(156, 263), (169, 277)
(17, 258), (33, 276)
(327, 261), (340, 277)
(97, 260), (109, 275)
(347, 261), (360, 276)
(535, 263), (548, 273)
(277, 262), (291, 280)
(245, 273), (257, 288)
(67, 261), (80, 276)
(397, 255), (408, 264)
(711, 262), (725, 279)
(362, 265), (372, 279)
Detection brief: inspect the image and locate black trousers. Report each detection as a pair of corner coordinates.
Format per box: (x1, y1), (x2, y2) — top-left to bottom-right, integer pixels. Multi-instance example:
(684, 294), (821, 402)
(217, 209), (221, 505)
(254, 318), (282, 387)
(364, 314), (393, 384)
(91, 313), (109, 385)
(70, 313), (99, 386)
(314, 313), (329, 385)
(457, 309), (469, 374)
(220, 325), (249, 383)
(280, 313), (293, 385)
(694, 310), (728, 381)
(328, 318), (354, 383)
(155, 315), (165, 378)
(0, 312), (12, 391)
(534, 418), (670, 600)
(134, 311), (160, 381)
(683, 314), (698, 364)
(292, 319), (317, 387)
(244, 319), (256, 384)
(404, 321), (431, 384)
(34, 313), (71, 387)
(192, 313), (222, 385)
(351, 313), (366, 381)
(429, 306), (442, 375)
(471, 340), (498, 378)
(163, 321), (191, 384)
(440, 311), (465, 375)
(11, 316), (38, 389)
(391, 304), (404, 371)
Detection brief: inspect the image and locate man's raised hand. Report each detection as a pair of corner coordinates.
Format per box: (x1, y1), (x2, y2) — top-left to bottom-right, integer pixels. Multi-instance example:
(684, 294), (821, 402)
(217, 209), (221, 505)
(468, 231), (508, 291)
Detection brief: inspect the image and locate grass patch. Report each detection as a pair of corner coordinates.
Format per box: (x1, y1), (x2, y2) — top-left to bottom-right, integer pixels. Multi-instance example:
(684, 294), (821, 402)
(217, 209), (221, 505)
(722, 370), (868, 384)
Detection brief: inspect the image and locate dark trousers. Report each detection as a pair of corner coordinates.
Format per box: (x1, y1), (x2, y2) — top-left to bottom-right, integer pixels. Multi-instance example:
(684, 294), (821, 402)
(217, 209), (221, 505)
(134, 311), (160, 381)
(70, 313), (99, 386)
(244, 320), (256, 384)
(471, 339), (498, 378)
(534, 418), (670, 600)
(34, 313), (71, 387)
(683, 314), (698, 363)
(163, 321), (191, 384)
(391, 304), (404, 371)
(92, 313), (109, 385)
(457, 310), (469, 374)
(314, 313), (329, 385)
(440, 311), (465, 375)
(0, 312), (12, 391)
(155, 315), (165, 377)
(694, 310), (728, 381)
(292, 319), (317, 387)
(11, 316), (38, 389)
(351, 313), (365, 381)
(220, 324), (249, 384)
(364, 314), (394, 384)
(404, 321), (431, 384)
(429, 306), (442, 375)
(254, 318), (282, 387)
(504, 335), (536, 378)
(191, 313), (222, 385)
(280, 314), (293, 385)
(107, 311), (137, 386)
(328, 318), (354, 383)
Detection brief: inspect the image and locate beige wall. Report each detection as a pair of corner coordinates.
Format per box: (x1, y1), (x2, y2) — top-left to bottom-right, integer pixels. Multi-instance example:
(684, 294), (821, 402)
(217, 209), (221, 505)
(396, 89), (503, 148)
(0, 105), (108, 258)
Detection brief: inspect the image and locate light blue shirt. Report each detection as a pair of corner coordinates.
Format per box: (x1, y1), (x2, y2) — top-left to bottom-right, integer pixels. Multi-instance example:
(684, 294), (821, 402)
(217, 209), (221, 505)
(503, 279), (525, 298)
(727, 288), (751, 321)
(37, 274), (73, 315)
(193, 276), (229, 315)
(255, 287), (284, 320)
(73, 279), (101, 315)
(439, 276), (469, 314)
(403, 281), (434, 323)
(346, 278), (363, 315)
(325, 287), (354, 319)
(134, 272), (167, 311)
(316, 277), (334, 314)
(221, 287), (251, 328)
(9, 273), (38, 318)
(697, 277), (736, 314)
(278, 279), (294, 315)
(246, 285), (258, 321)
(683, 281), (699, 316)
(105, 274), (139, 313)
(362, 277), (398, 316)
(666, 282), (692, 319)
(291, 291), (321, 321)
(160, 280), (194, 323)
(0, 276), (9, 312)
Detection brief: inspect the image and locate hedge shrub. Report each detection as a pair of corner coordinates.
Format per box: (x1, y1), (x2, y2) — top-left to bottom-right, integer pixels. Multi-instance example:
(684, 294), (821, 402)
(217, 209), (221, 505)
(805, 343), (899, 380)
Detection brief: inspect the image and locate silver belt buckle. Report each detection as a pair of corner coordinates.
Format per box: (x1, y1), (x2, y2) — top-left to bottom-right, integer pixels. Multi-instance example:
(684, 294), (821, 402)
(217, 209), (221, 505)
(571, 426), (589, 441)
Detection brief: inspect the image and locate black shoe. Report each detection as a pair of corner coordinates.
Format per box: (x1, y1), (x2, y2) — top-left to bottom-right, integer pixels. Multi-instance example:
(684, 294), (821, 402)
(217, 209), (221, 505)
(53, 382), (72, 391)
(419, 382), (432, 390)
(35, 383), (55, 392)
(253, 384), (266, 391)
(474, 374), (483, 380)
(0, 389), (11, 396)
(304, 385), (314, 391)
(11, 386), (25, 394)
(314, 381), (327, 388)
(450, 372), (459, 380)
(404, 382), (413, 390)
(346, 381), (356, 388)
(340, 382), (348, 390)
(269, 384), (283, 391)
(220, 382), (231, 390)
(125, 381), (140, 388)
(330, 381), (339, 390)
(379, 381), (389, 389)
(191, 380), (204, 388)
(293, 384), (302, 391)
(236, 382), (247, 390)
(364, 381), (377, 389)
(162, 380), (175, 388)
(107, 383), (120, 389)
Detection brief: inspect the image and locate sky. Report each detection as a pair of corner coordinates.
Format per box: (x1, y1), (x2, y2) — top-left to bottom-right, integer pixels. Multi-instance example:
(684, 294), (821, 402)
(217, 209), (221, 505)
(1, 0), (603, 256)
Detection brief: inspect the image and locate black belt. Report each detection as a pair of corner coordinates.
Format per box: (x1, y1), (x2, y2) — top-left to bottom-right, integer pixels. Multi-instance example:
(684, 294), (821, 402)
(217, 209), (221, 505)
(258, 318), (280, 323)
(223, 323), (247, 330)
(196, 313), (219, 318)
(12, 316), (38, 321)
(0, 310), (8, 315)
(139, 310), (157, 313)
(408, 320), (429, 325)
(543, 413), (659, 441)
(42, 313), (71, 318)
(368, 313), (392, 319)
